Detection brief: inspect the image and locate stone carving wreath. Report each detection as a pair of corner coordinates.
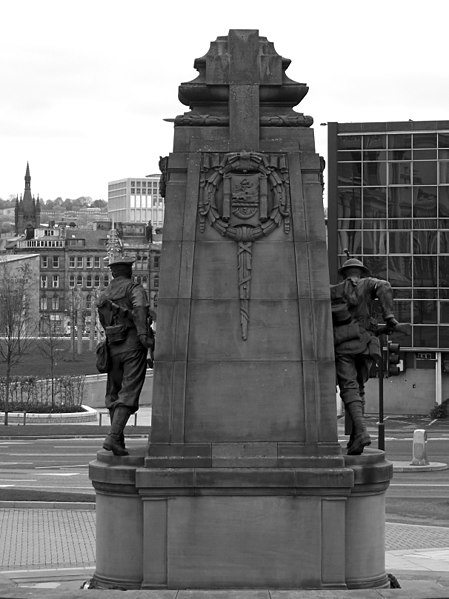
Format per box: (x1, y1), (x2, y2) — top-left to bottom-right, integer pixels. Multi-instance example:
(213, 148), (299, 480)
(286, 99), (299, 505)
(199, 151), (291, 340)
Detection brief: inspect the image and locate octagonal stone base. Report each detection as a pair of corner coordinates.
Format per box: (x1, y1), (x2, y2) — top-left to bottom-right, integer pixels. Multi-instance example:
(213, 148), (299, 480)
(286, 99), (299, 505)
(89, 448), (392, 590)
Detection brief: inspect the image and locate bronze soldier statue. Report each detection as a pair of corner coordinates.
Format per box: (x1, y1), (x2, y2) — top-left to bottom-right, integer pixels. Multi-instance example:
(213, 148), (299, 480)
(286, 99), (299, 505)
(97, 255), (154, 456)
(331, 258), (398, 456)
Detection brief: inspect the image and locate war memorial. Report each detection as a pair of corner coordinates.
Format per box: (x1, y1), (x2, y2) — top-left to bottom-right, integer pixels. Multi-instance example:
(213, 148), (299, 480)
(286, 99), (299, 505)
(89, 30), (393, 590)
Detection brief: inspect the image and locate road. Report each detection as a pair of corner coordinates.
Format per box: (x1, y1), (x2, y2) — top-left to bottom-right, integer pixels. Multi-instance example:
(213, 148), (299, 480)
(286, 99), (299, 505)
(0, 437), (141, 498)
(0, 434), (448, 503)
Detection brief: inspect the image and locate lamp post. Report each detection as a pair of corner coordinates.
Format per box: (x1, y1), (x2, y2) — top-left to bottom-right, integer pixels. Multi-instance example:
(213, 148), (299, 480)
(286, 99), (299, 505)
(71, 288), (76, 361)
(378, 334), (386, 451)
(76, 284), (83, 355)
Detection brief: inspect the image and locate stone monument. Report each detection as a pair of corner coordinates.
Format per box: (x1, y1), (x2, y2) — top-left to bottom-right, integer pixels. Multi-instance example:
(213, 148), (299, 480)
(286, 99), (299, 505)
(90, 30), (392, 590)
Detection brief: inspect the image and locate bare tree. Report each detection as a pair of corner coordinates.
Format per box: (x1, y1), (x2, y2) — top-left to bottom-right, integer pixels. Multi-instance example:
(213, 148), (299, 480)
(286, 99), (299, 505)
(38, 315), (66, 410)
(0, 261), (37, 425)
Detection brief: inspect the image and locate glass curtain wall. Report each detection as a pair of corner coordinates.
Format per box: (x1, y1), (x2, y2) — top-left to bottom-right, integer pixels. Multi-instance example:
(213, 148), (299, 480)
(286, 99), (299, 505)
(336, 129), (449, 349)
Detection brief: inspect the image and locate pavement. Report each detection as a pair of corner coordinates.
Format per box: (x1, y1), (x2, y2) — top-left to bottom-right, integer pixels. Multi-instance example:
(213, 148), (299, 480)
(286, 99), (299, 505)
(0, 411), (448, 596)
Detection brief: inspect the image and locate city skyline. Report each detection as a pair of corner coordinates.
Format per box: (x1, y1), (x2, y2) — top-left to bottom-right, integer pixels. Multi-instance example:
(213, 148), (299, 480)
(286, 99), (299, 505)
(2, 0), (449, 202)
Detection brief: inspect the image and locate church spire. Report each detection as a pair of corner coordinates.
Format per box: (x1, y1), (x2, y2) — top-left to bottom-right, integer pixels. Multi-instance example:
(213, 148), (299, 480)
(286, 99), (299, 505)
(24, 162), (31, 191)
(15, 162), (40, 235)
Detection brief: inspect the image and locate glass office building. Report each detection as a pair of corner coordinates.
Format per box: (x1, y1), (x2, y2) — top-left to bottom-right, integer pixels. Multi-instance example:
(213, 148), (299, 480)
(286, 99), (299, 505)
(328, 121), (449, 353)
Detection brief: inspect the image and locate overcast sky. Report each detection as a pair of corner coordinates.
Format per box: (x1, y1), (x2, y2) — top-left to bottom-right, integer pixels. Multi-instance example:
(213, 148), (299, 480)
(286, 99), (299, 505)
(2, 0), (449, 202)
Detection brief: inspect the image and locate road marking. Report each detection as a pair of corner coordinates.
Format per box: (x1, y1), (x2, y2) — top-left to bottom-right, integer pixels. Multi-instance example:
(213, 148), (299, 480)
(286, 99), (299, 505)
(0, 566), (95, 575)
(34, 472), (79, 477)
(390, 483), (449, 487)
(0, 479), (36, 482)
(8, 453), (95, 457)
(0, 442), (31, 445)
(0, 485), (15, 488)
(35, 465), (87, 469)
(339, 437), (449, 442)
(54, 445), (101, 449)
(0, 485), (94, 490)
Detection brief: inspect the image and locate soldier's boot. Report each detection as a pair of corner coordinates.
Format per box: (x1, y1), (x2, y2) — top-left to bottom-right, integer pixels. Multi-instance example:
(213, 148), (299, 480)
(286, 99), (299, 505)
(108, 407), (126, 449)
(345, 409), (354, 450)
(346, 401), (371, 456)
(103, 406), (131, 456)
(346, 393), (365, 451)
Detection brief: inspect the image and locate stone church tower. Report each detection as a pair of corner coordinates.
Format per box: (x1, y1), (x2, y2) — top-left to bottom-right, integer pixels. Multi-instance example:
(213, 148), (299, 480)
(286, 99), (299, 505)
(15, 162), (41, 236)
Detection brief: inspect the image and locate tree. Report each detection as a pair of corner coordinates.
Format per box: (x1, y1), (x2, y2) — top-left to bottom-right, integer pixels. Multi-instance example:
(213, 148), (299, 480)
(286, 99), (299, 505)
(0, 261), (37, 425)
(92, 199), (107, 208)
(38, 315), (65, 410)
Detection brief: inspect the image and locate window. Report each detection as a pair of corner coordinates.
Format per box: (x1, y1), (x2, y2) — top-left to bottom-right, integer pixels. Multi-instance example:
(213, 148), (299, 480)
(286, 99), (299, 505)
(40, 297), (47, 310)
(337, 188), (362, 218)
(41, 275), (48, 288)
(414, 326), (438, 347)
(86, 274), (92, 288)
(86, 294), (92, 309)
(69, 274), (76, 288)
(393, 300), (412, 323)
(389, 162), (411, 185)
(52, 256), (59, 268)
(41, 256), (48, 268)
(413, 161), (437, 186)
(52, 296), (59, 310)
(389, 134), (411, 149)
(338, 227), (361, 256)
(389, 231), (411, 253)
(94, 257), (101, 268)
(440, 232), (449, 254)
(52, 275), (59, 288)
(388, 256), (412, 287)
(103, 275), (109, 286)
(338, 135), (361, 150)
(413, 187), (437, 218)
(414, 300), (437, 324)
(76, 275), (83, 286)
(413, 132), (437, 148)
(86, 256), (93, 268)
(413, 231), (437, 254)
(440, 257), (449, 287)
(362, 230), (387, 254)
(94, 274), (101, 287)
(76, 256), (83, 268)
(69, 256), (75, 268)
(363, 134), (386, 150)
(388, 187), (412, 218)
(414, 256), (437, 287)
(153, 255), (160, 269)
(337, 162), (361, 186)
(363, 162), (387, 187)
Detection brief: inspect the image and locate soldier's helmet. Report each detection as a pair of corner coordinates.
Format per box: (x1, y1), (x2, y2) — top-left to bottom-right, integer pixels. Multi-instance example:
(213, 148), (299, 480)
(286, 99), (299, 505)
(338, 257), (370, 277)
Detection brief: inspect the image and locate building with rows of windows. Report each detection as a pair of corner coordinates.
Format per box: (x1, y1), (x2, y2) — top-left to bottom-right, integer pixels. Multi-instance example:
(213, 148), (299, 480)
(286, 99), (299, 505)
(108, 175), (164, 227)
(5, 165), (162, 337)
(327, 120), (449, 414)
(14, 223), (161, 335)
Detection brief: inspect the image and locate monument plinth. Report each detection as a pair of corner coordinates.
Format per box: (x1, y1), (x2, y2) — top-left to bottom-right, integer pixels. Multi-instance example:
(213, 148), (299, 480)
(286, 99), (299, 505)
(90, 30), (392, 590)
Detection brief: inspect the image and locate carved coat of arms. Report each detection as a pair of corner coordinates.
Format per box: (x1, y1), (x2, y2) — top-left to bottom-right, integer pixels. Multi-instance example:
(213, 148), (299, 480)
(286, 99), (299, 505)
(199, 151), (291, 340)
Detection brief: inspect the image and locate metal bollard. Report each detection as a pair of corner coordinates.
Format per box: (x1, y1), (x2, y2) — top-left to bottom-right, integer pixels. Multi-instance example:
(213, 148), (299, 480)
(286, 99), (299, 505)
(410, 429), (429, 466)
